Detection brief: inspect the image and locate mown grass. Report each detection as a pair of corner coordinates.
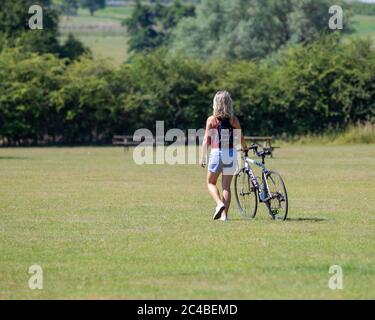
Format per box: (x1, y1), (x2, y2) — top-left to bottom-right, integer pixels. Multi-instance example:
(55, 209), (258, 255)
(0, 145), (374, 299)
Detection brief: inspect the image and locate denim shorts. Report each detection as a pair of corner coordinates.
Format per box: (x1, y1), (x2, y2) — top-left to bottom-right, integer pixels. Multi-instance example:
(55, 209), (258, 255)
(208, 149), (238, 175)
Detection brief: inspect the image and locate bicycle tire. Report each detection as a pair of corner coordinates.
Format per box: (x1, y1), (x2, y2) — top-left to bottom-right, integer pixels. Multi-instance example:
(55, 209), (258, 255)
(265, 171), (288, 221)
(234, 168), (258, 219)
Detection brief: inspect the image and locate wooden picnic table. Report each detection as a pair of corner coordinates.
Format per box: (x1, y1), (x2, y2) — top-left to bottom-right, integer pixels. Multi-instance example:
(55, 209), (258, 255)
(112, 135), (145, 146)
(113, 135), (279, 156)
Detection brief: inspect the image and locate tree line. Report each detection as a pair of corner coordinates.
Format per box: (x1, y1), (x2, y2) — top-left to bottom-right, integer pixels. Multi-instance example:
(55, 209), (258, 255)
(0, 0), (374, 145)
(349, 1), (375, 16)
(0, 35), (374, 145)
(126, 0), (354, 60)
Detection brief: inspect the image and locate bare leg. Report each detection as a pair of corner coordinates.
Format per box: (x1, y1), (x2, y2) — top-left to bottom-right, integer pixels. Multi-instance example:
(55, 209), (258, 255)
(222, 174), (234, 217)
(207, 171), (222, 206)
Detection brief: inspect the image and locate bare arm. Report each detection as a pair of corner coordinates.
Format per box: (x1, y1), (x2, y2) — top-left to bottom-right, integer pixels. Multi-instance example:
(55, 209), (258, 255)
(200, 117), (212, 168)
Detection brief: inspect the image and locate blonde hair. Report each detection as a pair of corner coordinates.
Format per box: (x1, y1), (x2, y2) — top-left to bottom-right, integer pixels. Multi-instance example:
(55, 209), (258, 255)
(213, 91), (233, 119)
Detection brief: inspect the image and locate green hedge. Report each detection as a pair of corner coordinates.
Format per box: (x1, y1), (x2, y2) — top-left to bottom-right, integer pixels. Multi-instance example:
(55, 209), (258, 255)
(0, 36), (374, 145)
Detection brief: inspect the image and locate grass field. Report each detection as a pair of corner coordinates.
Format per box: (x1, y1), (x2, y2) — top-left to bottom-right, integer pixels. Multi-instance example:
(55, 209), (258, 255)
(352, 15), (375, 42)
(59, 8), (131, 65)
(0, 145), (374, 299)
(354, 15), (375, 34)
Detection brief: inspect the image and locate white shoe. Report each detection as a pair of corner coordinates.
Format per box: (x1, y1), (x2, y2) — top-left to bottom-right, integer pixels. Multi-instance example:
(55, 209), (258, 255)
(213, 203), (225, 220)
(220, 214), (228, 222)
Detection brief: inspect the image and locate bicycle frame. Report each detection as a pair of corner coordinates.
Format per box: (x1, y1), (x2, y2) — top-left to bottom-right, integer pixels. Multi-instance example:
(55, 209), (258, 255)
(242, 155), (272, 203)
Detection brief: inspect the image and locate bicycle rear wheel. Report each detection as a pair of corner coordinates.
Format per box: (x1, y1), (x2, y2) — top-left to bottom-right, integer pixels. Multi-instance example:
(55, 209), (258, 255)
(234, 168), (258, 219)
(265, 171), (288, 221)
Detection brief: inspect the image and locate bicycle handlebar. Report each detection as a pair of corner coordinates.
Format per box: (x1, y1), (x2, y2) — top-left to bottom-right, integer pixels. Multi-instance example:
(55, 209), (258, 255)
(240, 143), (272, 160)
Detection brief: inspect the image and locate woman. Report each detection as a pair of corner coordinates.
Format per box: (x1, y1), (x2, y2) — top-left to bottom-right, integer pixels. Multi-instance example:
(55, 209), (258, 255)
(200, 91), (248, 221)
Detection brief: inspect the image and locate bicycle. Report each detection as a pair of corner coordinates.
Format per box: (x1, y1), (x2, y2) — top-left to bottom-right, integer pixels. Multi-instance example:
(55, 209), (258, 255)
(234, 144), (289, 221)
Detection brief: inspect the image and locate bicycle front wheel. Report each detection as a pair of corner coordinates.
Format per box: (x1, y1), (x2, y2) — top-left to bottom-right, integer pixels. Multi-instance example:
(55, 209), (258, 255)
(265, 171), (288, 221)
(234, 168), (258, 219)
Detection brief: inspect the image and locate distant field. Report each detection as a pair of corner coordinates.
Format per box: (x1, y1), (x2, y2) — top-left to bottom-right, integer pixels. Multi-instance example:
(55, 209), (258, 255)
(85, 6), (134, 20)
(60, 33), (128, 65)
(354, 15), (375, 34)
(0, 145), (374, 299)
(59, 8), (132, 65)
(352, 14), (375, 42)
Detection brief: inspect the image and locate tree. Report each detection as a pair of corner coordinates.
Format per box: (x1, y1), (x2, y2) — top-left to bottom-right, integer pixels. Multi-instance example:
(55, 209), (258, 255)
(61, 0), (79, 16)
(288, 0), (354, 44)
(123, 0), (195, 55)
(1, 33), (374, 145)
(113, 49), (213, 133)
(0, 0), (60, 55)
(0, 48), (66, 144)
(171, 0), (353, 60)
(0, 0), (88, 60)
(123, 1), (161, 54)
(59, 33), (90, 60)
(55, 57), (115, 143)
(157, 0), (195, 41)
(80, 0), (106, 16)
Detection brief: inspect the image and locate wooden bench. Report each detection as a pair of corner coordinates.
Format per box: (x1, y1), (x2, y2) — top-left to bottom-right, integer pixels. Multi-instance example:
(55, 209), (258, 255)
(112, 135), (158, 147)
(112, 135), (140, 147)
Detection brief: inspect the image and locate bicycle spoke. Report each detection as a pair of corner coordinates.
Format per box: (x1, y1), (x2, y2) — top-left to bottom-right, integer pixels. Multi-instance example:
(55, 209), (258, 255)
(235, 169), (258, 219)
(266, 171), (288, 221)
